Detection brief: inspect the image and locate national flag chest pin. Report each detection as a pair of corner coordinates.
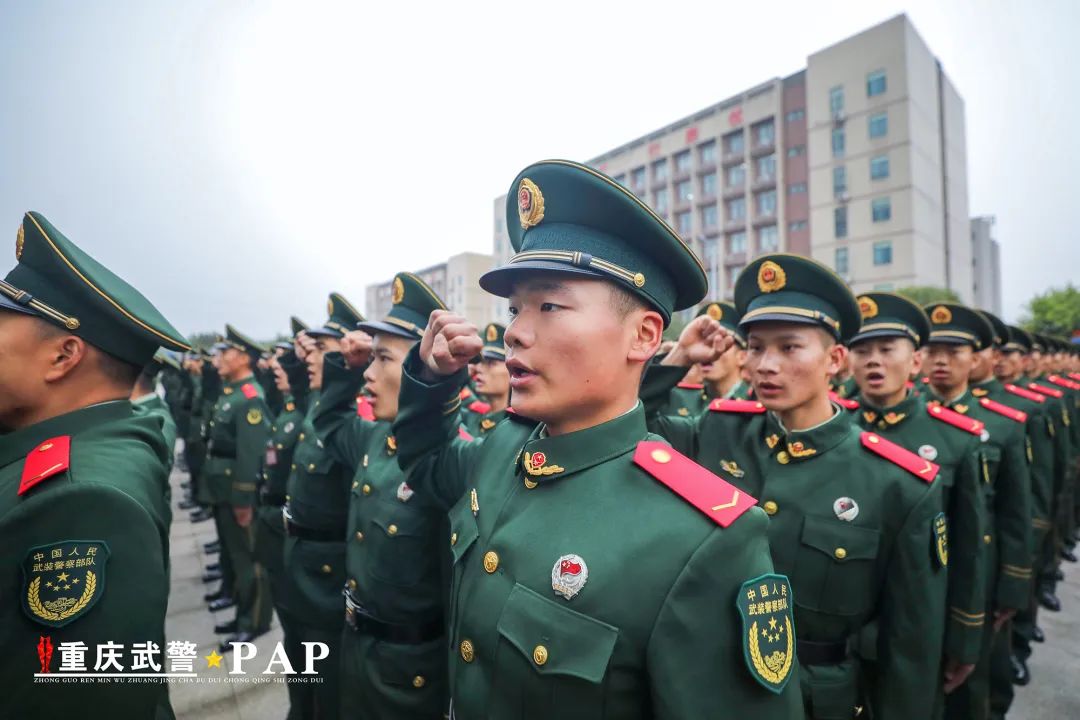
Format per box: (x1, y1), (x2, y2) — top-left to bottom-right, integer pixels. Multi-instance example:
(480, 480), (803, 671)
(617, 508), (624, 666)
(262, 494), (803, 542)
(551, 554), (588, 600)
(396, 482), (414, 503)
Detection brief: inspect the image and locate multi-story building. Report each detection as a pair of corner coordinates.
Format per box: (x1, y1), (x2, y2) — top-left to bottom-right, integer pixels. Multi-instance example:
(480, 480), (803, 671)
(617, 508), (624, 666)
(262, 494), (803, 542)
(970, 215), (1002, 315)
(365, 251), (494, 324)
(492, 14), (977, 322)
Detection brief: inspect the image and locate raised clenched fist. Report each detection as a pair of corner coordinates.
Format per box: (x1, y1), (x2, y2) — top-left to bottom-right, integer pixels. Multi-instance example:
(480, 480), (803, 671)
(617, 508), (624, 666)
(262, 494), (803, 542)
(420, 310), (483, 378)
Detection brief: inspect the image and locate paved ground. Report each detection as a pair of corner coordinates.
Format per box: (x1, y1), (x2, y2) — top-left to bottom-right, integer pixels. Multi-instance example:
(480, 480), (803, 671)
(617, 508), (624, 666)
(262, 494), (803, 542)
(163, 462), (1079, 718)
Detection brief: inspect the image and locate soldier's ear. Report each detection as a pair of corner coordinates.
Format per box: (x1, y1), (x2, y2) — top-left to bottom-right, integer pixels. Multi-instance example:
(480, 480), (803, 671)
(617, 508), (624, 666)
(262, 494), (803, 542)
(825, 340), (847, 381)
(42, 333), (90, 384)
(627, 309), (664, 366)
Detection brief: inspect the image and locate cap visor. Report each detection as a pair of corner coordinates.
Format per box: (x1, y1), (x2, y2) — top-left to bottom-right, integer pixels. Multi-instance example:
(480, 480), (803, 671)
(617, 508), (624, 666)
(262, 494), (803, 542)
(0, 293), (45, 319)
(479, 261), (607, 298)
(849, 328), (918, 347)
(305, 326), (344, 339)
(481, 349), (506, 361)
(740, 312), (838, 336)
(356, 320), (420, 341)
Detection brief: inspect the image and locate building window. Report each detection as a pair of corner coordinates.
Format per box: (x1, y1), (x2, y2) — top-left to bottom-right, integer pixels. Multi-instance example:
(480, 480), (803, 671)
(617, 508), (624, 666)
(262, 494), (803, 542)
(726, 196), (746, 221)
(702, 204), (718, 229)
(867, 70), (887, 97)
(728, 231), (747, 254)
(726, 163), (745, 187)
(676, 179), (693, 203)
(676, 210), (693, 236)
(653, 188), (669, 213)
(835, 247), (849, 275)
(831, 128), (845, 157)
(785, 108), (805, 123)
(755, 190), (777, 217)
(786, 145), (806, 158)
(699, 141), (717, 166)
(724, 130), (744, 155)
(758, 225), (779, 252)
(653, 158), (668, 183)
(755, 154), (776, 182)
(870, 154), (890, 180)
(789, 220), (808, 232)
(701, 172), (718, 196)
(832, 166), (847, 197)
(788, 182), (807, 195)
(834, 206), (848, 238)
(872, 196), (892, 222)
(869, 112), (888, 139)
(873, 240), (893, 265)
(631, 167), (646, 190)
(727, 264), (744, 287)
(675, 150), (692, 174)
(829, 85), (844, 115)
(873, 282), (895, 291)
(702, 236), (720, 294)
(753, 119), (775, 147)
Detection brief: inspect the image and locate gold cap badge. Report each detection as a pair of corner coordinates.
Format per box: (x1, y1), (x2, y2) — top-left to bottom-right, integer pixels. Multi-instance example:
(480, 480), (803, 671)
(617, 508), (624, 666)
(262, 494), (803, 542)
(391, 277), (405, 305)
(857, 296), (878, 319)
(707, 303), (723, 321)
(757, 261), (786, 293)
(518, 178), (545, 229)
(327, 298), (334, 316)
(930, 306), (952, 324)
(16, 222), (24, 260)
(486, 324), (498, 342)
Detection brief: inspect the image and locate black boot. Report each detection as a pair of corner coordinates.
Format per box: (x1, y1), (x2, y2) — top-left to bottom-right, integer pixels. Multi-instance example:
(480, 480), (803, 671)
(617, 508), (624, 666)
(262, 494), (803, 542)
(1055, 568), (1066, 581)
(1039, 589), (1062, 612)
(1011, 654), (1030, 686)
(214, 619), (238, 634)
(205, 562), (221, 573)
(208, 596), (237, 612)
(1061, 548), (1077, 563)
(1032, 625), (1045, 643)
(178, 498), (198, 510)
(204, 586), (228, 603)
(201, 570), (223, 583)
(203, 540), (221, 554)
(218, 629), (268, 653)
(190, 508), (213, 523)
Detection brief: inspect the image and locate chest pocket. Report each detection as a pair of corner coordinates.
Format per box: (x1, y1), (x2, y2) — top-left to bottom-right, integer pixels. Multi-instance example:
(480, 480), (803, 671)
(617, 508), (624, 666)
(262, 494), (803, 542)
(448, 494), (479, 565)
(489, 584), (618, 720)
(980, 445), (1002, 504)
(369, 503), (437, 588)
(795, 515), (881, 617)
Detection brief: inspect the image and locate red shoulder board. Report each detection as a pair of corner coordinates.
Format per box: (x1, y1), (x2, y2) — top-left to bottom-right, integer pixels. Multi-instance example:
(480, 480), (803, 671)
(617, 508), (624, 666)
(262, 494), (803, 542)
(19, 436), (72, 496)
(241, 383), (257, 399)
(677, 382), (704, 390)
(468, 400), (492, 414)
(861, 432), (939, 482)
(458, 426), (474, 441)
(1029, 382), (1063, 399)
(633, 441), (756, 527)
(829, 391), (860, 410)
(1004, 383), (1045, 403)
(356, 396), (375, 421)
(904, 380), (915, 390)
(1069, 372), (1080, 382)
(979, 397), (1027, 423)
(1048, 375), (1080, 391)
(505, 406), (517, 414)
(927, 404), (985, 436)
(709, 398), (766, 414)
(458, 387), (473, 401)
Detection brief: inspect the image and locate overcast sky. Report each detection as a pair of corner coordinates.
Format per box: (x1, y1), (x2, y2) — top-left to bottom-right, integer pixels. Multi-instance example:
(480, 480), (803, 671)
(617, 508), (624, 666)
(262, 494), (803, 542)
(0, 0), (1076, 338)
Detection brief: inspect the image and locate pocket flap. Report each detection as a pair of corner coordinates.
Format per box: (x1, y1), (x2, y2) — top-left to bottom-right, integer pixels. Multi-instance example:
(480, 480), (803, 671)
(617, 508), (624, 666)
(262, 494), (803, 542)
(497, 584), (618, 683)
(372, 509), (426, 539)
(801, 515), (880, 562)
(448, 495), (479, 563)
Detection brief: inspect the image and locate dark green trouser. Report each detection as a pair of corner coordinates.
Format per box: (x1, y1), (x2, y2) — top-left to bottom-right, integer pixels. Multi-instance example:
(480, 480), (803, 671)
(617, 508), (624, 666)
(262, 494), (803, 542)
(988, 618), (1015, 718)
(254, 506), (304, 719)
(216, 503), (272, 633)
(1013, 527), (1050, 661)
(212, 506), (237, 596)
(340, 629), (448, 720)
(945, 619), (993, 720)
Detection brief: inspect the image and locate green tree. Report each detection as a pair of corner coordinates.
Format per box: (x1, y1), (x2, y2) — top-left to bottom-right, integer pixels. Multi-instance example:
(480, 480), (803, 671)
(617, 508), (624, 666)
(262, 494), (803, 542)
(895, 285), (961, 306)
(1021, 284), (1080, 336)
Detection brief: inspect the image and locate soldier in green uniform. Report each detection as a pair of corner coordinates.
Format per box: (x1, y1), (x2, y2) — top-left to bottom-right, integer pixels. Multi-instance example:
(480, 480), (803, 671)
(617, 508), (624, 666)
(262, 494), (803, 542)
(845, 293), (988, 711)
(0, 212), (189, 717)
(647, 254), (947, 719)
(659, 301), (749, 417)
(460, 322), (512, 436)
(919, 304), (1032, 720)
(393, 161), (804, 718)
(311, 272), (458, 719)
(254, 333), (308, 719)
(132, 351), (180, 469)
(204, 324), (274, 650)
(284, 292), (364, 719)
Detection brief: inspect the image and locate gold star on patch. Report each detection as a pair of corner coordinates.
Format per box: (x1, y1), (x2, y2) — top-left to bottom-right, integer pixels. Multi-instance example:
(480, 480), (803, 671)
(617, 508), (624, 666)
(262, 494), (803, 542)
(56, 572), (69, 583)
(205, 650), (224, 668)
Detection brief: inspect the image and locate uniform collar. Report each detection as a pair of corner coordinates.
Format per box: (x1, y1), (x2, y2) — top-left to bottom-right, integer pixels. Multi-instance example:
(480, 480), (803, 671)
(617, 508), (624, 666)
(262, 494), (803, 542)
(928, 387), (975, 414)
(970, 377), (1000, 398)
(0, 401), (132, 467)
(131, 392), (158, 407)
(761, 404), (851, 464)
(516, 402), (648, 484)
(858, 390), (919, 430)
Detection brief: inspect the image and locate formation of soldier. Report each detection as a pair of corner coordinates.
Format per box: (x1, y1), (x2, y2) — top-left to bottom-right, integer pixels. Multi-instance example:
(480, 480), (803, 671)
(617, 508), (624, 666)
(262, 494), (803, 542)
(1, 160), (1078, 720)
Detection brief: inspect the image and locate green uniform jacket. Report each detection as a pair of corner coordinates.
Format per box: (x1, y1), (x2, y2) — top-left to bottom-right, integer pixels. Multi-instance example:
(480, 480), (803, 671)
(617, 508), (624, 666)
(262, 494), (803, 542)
(660, 383), (710, 418)
(393, 347), (804, 720)
(134, 392), (178, 464)
(313, 353), (452, 713)
(641, 365), (947, 720)
(853, 392), (989, 664)
(930, 391), (1033, 610)
(0, 402), (173, 717)
(205, 377), (271, 507)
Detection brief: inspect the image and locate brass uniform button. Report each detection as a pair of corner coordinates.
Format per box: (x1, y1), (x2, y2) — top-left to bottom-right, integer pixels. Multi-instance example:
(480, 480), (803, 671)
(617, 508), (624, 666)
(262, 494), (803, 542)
(834, 548), (847, 560)
(412, 675), (425, 688)
(291, 463), (296, 470)
(299, 433), (305, 441)
(533, 645), (548, 666)
(776, 451), (790, 465)
(984, 534), (992, 545)
(450, 532), (458, 546)
(355, 531), (364, 542)
(225, 468), (232, 476)
(388, 524), (398, 536)
(363, 484), (372, 495)
(651, 448), (672, 464)
(460, 639), (475, 663)
(348, 578), (357, 590)
(483, 551), (499, 573)
(321, 564), (332, 574)
(352, 480), (359, 489)
(308, 463), (316, 471)
(763, 500), (778, 516)
(276, 443), (283, 450)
